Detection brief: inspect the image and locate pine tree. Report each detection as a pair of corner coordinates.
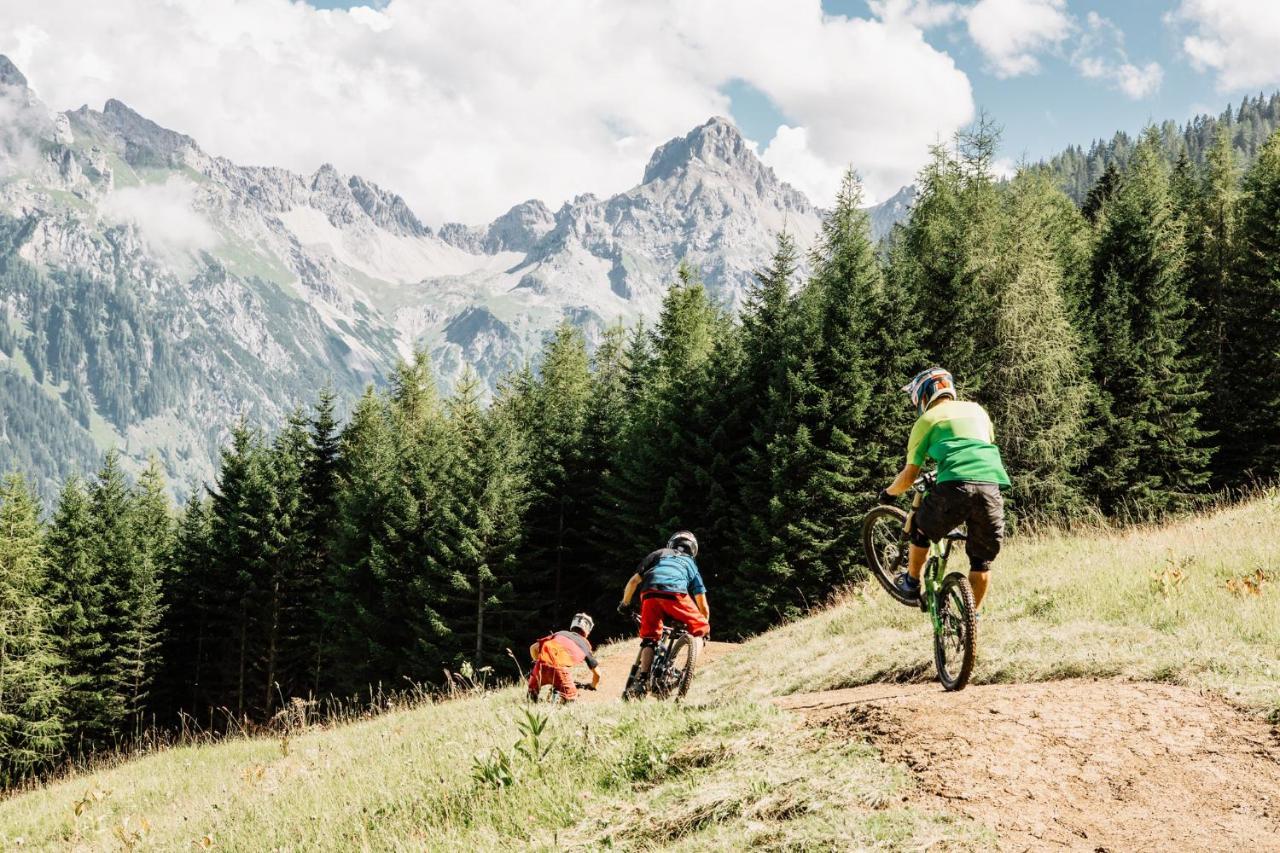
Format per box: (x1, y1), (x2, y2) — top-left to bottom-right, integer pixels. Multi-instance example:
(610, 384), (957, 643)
(123, 457), (169, 733)
(86, 451), (139, 735)
(0, 474), (66, 783)
(301, 389), (341, 696)
(444, 369), (526, 667)
(510, 322), (593, 630)
(330, 388), (400, 695)
(1218, 129), (1280, 479)
(260, 413), (310, 714)
(899, 120), (1004, 387)
(983, 171), (1091, 520)
(1082, 162), (1120, 224)
(205, 424), (274, 716)
(807, 170), (901, 571)
(1083, 129), (1211, 515)
(733, 232), (828, 628)
(44, 477), (113, 754)
(156, 493), (212, 718)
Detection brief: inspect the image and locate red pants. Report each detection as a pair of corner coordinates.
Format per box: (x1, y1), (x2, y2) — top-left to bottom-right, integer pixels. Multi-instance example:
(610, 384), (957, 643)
(527, 662), (576, 701)
(639, 592), (710, 640)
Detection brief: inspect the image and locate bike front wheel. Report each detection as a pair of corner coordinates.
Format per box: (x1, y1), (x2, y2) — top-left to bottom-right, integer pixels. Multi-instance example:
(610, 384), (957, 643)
(933, 572), (977, 691)
(862, 505), (916, 607)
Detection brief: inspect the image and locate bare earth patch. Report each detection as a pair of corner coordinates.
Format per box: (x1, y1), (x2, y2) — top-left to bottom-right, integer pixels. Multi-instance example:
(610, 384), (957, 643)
(777, 680), (1280, 852)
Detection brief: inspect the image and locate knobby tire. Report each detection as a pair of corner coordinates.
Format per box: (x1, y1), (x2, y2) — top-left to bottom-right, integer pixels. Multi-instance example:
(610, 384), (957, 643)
(934, 571), (977, 691)
(862, 505), (916, 607)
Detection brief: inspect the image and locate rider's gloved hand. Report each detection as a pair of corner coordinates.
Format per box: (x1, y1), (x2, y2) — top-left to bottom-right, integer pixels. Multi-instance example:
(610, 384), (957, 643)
(878, 488), (897, 506)
(616, 601), (631, 617)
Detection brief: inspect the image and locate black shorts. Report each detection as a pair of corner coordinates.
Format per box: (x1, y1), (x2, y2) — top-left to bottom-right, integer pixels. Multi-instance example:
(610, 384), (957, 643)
(909, 481), (1005, 572)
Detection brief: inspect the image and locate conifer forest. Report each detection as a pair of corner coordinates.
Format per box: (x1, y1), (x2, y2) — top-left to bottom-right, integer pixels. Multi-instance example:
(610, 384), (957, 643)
(4, 108), (1280, 786)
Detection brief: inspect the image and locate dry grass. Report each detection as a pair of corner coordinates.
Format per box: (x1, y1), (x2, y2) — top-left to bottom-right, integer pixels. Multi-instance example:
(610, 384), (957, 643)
(703, 491), (1280, 715)
(3, 494), (1277, 849)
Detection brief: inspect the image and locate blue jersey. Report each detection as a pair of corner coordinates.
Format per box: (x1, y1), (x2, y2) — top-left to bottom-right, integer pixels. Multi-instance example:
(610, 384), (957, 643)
(637, 548), (705, 595)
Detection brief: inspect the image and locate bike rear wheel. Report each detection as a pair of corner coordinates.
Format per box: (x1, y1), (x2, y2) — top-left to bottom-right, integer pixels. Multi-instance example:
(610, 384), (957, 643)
(653, 635), (699, 700)
(933, 572), (977, 691)
(862, 505), (916, 606)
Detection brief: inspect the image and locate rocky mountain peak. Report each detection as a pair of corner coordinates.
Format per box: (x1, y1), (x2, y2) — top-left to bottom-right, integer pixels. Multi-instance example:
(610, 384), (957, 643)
(0, 55), (28, 89)
(79, 98), (201, 169)
(642, 116), (758, 184)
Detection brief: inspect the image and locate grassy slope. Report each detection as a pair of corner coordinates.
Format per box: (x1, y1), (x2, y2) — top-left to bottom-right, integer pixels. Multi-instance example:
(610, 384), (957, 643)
(3, 495), (1278, 851)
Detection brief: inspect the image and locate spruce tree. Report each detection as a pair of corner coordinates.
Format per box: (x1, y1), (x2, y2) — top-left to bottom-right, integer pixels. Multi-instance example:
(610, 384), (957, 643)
(0, 474), (66, 783)
(444, 369), (526, 667)
(733, 232), (828, 629)
(44, 477), (113, 753)
(330, 388), (400, 695)
(807, 170), (901, 570)
(301, 389), (341, 695)
(510, 322), (593, 629)
(205, 424), (274, 715)
(123, 457), (169, 733)
(87, 451), (139, 734)
(984, 171), (1090, 520)
(1219, 129), (1280, 479)
(1083, 129), (1211, 515)
(156, 493), (212, 718)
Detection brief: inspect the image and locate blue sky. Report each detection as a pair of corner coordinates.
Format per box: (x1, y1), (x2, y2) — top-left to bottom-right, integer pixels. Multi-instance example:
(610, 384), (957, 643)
(9, 0), (1275, 222)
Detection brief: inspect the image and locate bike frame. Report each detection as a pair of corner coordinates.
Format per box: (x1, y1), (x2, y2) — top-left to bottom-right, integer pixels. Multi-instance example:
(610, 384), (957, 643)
(625, 617), (686, 696)
(905, 479), (955, 638)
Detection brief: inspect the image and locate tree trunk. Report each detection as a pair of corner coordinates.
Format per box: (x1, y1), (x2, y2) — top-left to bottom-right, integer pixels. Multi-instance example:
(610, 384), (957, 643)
(474, 570), (484, 665)
(264, 580), (280, 715)
(554, 495), (565, 623)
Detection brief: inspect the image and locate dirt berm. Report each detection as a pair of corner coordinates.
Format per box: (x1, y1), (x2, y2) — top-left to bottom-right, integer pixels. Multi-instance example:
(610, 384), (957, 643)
(778, 680), (1280, 851)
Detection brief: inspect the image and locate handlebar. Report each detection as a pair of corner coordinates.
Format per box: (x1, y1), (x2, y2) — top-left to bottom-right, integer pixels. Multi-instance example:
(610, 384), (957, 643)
(912, 471), (937, 493)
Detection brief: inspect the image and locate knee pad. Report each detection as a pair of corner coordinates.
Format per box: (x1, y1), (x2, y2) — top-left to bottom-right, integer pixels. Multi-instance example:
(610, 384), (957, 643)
(968, 560), (992, 573)
(640, 638), (658, 649)
(908, 523), (930, 549)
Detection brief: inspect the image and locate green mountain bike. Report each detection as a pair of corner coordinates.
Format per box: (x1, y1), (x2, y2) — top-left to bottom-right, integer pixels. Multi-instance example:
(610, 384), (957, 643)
(861, 472), (977, 691)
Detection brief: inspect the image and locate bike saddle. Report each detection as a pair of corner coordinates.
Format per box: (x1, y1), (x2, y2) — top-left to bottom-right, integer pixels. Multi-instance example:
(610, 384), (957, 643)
(944, 528), (967, 541)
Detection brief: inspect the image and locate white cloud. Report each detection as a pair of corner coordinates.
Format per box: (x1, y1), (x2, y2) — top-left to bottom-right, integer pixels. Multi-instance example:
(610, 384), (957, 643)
(867, 0), (964, 30)
(966, 0), (1072, 78)
(1073, 12), (1162, 99)
(1, 0), (974, 224)
(100, 176), (220, 259)
(0, 87), (51, 178)
(758, 125), (845, 206)
(1171, 0), (1280, 91)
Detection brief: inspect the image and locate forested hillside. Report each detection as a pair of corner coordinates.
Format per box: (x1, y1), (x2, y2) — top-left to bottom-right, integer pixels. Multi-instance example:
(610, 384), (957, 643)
(1045, 92), (1280, 204)
(4, 115), (1280, 787)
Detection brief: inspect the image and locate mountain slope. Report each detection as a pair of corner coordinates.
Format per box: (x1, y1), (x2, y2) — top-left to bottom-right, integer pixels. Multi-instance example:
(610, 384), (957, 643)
(1, 492), (1277, 849)
(0, 59), (822, 499)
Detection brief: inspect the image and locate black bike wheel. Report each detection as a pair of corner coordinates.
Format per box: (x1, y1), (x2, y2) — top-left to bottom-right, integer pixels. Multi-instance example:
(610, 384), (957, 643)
(862, 505), (916, 606)
(666, 635), (699, 700)
(622, 661), (643, 701)
(933, 572), (977, 691)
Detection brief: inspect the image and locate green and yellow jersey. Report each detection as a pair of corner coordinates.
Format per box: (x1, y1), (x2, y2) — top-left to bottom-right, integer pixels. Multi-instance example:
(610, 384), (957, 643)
(906, 399), (1010, 487)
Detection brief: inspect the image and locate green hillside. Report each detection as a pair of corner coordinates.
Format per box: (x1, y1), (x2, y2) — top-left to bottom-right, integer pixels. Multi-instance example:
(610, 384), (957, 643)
(2, 493), (1276, 851)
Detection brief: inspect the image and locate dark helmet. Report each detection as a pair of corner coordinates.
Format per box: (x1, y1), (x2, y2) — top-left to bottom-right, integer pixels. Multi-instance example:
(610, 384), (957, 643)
(667, 530), (698, 557)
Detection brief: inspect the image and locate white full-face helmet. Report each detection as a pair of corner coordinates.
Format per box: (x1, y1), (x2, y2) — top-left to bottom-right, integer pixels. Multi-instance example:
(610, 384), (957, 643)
(570, 612), (595, 636)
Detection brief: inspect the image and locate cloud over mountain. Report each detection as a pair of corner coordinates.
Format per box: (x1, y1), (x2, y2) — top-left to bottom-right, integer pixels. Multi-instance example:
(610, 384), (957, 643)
(1, 0), (973, 220)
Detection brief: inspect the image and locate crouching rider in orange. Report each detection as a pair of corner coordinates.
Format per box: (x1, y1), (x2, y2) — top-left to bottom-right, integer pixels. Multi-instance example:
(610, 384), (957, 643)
(617, 531), (710, 684)
(527, 613), (600, 702)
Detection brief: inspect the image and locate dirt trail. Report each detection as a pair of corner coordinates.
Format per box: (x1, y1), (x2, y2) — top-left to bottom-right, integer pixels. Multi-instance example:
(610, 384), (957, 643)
(571, 639), (738, 704)
(778, 680), (1280, 851)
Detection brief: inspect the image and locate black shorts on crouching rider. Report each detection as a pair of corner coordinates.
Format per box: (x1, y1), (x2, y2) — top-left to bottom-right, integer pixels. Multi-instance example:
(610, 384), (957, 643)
(909, 481), (1004, 572)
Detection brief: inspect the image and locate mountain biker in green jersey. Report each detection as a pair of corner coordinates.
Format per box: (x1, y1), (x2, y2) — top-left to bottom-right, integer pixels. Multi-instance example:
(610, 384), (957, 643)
(878, 367), (1010, 609)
